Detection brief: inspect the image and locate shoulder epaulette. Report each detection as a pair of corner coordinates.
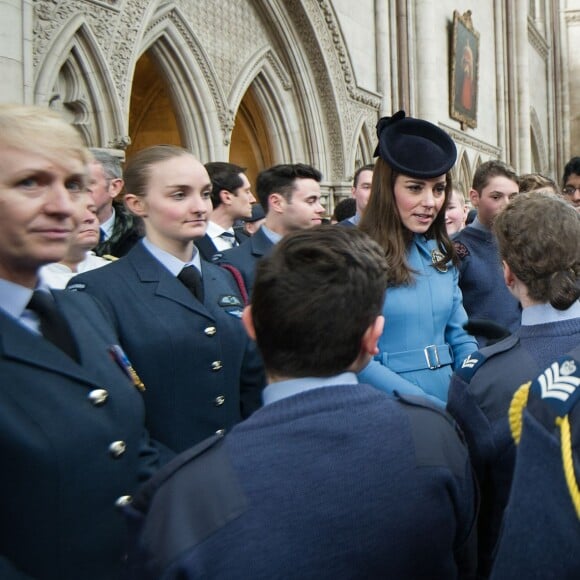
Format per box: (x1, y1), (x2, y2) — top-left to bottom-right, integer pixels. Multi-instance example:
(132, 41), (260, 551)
(454, 334), (519, 383)
(101, 254), (119, 262)
(453, 240), (470, 259)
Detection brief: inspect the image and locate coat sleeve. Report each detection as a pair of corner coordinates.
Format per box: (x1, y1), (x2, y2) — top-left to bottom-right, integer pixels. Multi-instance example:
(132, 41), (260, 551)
(357, 360), (446, 409)
(445, 266), (478, 368)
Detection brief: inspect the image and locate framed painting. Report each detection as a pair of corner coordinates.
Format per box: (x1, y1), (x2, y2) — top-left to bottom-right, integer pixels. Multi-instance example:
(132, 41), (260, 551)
(450, 10), (479, 129)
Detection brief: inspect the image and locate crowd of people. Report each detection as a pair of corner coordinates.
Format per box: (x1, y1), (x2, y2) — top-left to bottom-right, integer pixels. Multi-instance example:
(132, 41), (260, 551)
(0, 102), (578, 579)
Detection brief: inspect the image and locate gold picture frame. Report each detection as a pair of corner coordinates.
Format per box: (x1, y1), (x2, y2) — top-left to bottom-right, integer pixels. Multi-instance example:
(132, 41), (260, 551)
(450, 10), (479, 129)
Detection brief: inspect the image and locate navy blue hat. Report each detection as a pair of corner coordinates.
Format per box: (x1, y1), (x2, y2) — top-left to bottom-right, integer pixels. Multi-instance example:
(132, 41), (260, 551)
(244, 203), (266, 223)
(374, 110), (457, 178)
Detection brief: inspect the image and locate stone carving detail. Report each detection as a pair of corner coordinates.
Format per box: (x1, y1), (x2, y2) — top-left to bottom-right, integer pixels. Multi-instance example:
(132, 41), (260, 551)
(108, 135), (132, 150)
(441, 123), (502, 158)
(528, 17), (549, 61)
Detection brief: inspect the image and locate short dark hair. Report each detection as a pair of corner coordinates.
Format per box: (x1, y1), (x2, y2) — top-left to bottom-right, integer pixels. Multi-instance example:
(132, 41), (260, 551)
(256, 163), (322, 211)
(251, 226), (388, 377)
(332, 197), (357, 222)
(562, 156), (580, 185)
(472, 160), (518, 194)
(353, 164), (375, 187)
(205, 161), (246, 208)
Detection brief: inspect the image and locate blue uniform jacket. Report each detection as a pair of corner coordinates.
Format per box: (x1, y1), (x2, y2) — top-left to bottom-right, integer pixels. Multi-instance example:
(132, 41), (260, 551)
(68, 242), (265, 453)
(215, 226), (274, 295)
(0, 291), (159, 580)
(358, 235), (477, 404)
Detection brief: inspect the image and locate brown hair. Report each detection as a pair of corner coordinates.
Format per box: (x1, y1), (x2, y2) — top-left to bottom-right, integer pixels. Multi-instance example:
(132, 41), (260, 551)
(493, 192), (580, 309)
(518, 173), (559, 194)
(124, 145), (193, 197)
(359, 158), (456, 285)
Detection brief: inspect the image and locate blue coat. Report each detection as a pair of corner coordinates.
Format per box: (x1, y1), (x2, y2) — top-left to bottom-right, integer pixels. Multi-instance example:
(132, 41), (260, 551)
(0, 290), (159, 580)
(68, 242), (265, 453)
(358, 235), (477, 404)
(215, 226), (274, 295)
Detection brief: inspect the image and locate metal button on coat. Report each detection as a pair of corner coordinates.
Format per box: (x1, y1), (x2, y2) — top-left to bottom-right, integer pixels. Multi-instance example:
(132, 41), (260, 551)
(115, 495), (132, 508)
(88, 389), (109, 406)
(214, 395), (225, 406)
(215, 428), (226, 436)
(109, 440), (126, 458)
(211, 360), (223, 371)
(204, 326), (217, 336)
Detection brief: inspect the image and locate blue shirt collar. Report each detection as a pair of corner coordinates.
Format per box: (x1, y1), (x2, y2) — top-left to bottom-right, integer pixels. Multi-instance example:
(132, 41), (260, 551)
(522, 301), (580, 325)
(469, 216), (490, 233)
(262, 372), (358, 406)
(142, 238), (201, 277)
(260, 225), (282, 245)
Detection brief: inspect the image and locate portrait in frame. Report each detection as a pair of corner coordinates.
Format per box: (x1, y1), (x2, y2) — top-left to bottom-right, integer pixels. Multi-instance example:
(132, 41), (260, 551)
(450, 10), (479, 129)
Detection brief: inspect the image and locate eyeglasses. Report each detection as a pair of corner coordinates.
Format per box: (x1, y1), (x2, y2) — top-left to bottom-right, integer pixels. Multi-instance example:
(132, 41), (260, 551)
(563, 185), (580, 196)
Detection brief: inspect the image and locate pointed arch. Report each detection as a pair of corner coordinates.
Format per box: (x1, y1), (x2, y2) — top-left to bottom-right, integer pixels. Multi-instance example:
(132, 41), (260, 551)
(350, 116), (375, 177)
(34, 16), (125, 147)
(137, 5), (226, 161)
(228, 47), (300, 166)
(457, 151), (472, 199)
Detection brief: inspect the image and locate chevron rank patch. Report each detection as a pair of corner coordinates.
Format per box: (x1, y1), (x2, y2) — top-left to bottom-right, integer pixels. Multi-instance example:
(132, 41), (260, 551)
(530, 357), (580, 417)
(454, 352), (486, 382)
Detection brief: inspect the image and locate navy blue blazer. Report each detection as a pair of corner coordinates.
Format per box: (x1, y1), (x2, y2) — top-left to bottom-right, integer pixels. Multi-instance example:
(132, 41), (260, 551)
(0, 290), (159, 580)
(195, 231), (247, 262)
(68, 242), (265, 453)
(215, 226), (274, 295)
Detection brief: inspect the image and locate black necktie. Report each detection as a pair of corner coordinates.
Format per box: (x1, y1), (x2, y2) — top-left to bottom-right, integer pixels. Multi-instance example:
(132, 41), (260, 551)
(178, 266), (204, 302)
(220, 231), (238, 248)
(27, 291), (79, 361)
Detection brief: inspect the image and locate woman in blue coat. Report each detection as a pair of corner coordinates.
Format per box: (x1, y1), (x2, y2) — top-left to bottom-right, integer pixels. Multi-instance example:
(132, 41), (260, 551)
(70, 146), (265, 453)
(358, 111), (477, 404)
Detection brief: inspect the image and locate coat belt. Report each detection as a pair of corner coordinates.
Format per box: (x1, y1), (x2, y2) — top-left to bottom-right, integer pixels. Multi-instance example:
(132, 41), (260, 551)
(377, 344), (453, 372)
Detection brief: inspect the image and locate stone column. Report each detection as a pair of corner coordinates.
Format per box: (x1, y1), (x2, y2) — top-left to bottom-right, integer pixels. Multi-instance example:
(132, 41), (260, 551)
(413, 0), (438, 121)
(515, 2), (532, 172)
(375, 0), (390, 115)
(0, 0), (33, 103)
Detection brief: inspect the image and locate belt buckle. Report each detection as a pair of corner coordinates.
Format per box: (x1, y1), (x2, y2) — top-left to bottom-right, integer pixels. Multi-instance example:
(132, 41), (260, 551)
(424, 344), (441, 370)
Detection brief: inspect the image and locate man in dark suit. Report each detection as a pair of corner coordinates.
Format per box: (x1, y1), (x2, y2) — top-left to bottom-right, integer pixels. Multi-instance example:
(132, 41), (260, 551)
(195, 162), (254, 260)
(0, 104), (160, 580)
(88, 148), (143, 258)
(125, 226), (477, 579)
(216, 163), (325, 295)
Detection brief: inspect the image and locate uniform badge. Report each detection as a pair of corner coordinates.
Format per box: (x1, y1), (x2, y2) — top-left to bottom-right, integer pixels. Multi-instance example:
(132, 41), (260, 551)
(109, 344), (146, 392)
(431, 249), (448, 272)
(225, 309), (243, 319)
(218, 295), (243, 307)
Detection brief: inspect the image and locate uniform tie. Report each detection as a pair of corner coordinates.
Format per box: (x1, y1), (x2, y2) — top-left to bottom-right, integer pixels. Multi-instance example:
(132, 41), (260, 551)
(99, 227), (106, 243)
(26, 290), (79, 361)
(219, 231), (238, 248)
(178, 266), (204, 302)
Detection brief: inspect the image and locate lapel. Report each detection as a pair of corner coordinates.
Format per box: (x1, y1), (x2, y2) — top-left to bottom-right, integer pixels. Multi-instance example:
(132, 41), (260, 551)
(195, 234), (219, 261)
(251, 227), (275, 258)
(128, 243), (215, 321)
(0, 306), (104, 387)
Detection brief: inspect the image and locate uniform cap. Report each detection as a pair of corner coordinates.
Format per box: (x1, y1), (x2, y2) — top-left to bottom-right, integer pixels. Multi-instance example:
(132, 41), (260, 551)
(374, 110), (457, 179)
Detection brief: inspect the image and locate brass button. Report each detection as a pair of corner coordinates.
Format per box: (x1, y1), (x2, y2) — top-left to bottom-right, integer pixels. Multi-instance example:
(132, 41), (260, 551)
(88, 389), (109, 406)
(204, 326), (217, 336)
(115, 495), (132, 508)
(109, 440), (126, 458)
(215, 428), (226, 436)
(214, 395), (225, 407)
(211, 360), (223, 371)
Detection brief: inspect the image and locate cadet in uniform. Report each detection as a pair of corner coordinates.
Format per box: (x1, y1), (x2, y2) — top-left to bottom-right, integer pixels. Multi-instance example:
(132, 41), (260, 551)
(69, 145), (265, 453)
(0, 104), (160, 580)
(491, 354), (580, 579)
(124, 226), (477, 579)
(448, 192), (580, 577)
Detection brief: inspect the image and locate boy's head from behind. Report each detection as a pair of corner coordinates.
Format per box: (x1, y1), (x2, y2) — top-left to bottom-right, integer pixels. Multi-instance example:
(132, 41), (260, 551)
(244, 226), (388, 380)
